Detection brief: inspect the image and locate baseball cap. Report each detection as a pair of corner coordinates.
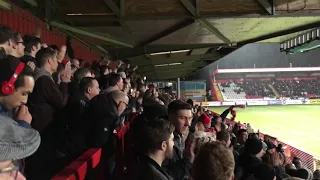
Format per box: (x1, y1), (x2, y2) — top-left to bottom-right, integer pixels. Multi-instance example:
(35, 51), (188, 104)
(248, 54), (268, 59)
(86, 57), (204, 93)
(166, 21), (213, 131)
(0, 115), (41, 161)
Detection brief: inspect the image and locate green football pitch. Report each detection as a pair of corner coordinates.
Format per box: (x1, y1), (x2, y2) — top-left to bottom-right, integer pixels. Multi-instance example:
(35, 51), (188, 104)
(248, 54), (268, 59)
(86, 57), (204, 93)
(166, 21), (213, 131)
(209, 105), (320, 159)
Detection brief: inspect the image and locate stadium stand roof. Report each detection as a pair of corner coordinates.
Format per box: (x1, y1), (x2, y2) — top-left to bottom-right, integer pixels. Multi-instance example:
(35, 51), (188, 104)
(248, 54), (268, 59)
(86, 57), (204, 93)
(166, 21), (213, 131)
(8, 0), (320, 80)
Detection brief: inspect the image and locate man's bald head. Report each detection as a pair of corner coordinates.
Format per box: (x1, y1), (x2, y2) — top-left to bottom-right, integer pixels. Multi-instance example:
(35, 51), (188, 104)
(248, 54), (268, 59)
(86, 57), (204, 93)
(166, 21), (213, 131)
(111, 90), (129, 115)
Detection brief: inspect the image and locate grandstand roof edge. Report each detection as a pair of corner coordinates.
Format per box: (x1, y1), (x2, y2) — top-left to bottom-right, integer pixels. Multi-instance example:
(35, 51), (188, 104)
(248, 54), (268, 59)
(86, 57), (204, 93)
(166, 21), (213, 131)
(213, 67), (320, 75)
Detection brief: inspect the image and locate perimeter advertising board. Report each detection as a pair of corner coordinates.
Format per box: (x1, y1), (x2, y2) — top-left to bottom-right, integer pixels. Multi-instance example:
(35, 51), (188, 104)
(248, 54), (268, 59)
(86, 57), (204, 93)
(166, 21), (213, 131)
(180, 81), (206, 98)
(309, 99), (320, 105)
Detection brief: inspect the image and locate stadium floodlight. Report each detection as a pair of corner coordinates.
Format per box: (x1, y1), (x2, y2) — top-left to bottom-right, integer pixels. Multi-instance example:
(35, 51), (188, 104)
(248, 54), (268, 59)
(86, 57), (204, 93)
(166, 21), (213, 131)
(155, 62), (182, 67)
(213, 67), (320, 75)
(280, 28), (320, 54)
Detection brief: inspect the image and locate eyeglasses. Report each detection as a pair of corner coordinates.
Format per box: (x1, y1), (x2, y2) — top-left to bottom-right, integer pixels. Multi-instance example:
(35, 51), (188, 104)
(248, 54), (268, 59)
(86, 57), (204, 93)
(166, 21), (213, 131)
(0, 160), (19, 179)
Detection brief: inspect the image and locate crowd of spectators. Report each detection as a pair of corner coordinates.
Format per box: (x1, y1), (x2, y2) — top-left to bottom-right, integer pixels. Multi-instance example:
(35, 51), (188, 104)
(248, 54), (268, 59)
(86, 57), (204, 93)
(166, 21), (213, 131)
(0, 24), (319, 180)
(272, 79), (320, 99)
(220, 79), (320, 99)
(220, 81), (275, 98)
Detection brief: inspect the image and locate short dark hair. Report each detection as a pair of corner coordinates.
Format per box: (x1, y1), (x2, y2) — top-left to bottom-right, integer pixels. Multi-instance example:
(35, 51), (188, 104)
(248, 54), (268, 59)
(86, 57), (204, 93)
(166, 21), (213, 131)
(216, 130), (230, 143)
(23, 35), (41, 53)
(48, 45), (59, 51)
(109, 73), (121, 86)
(36, 48), (57, 67)
(237, 129), (247, 136)
(0, 56), (34, 94)
(12, 32), (22, 44)
(73, 68), (91, 82)
(0, 25), (14, 44)
(138, 118), (175, 153)
(168, 100), (193, 114)
(79, 77), (96, 93)
(192, 142), (235, 180)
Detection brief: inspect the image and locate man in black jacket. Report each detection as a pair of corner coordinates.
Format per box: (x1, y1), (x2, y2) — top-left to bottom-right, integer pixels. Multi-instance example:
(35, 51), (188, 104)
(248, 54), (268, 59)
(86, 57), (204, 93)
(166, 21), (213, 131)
(64, 77), (100, 132)
(61, 90), (129, 179)
(25, 47), (71, 179)
(135, 118), (175, 180)
(163, 100), (194, 180)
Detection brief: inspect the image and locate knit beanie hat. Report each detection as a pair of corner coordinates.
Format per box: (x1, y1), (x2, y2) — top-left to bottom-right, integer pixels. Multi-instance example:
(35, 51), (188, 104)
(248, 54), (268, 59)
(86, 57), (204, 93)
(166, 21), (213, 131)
(245, 138), (263, 155)
(199, 113), (211, 126)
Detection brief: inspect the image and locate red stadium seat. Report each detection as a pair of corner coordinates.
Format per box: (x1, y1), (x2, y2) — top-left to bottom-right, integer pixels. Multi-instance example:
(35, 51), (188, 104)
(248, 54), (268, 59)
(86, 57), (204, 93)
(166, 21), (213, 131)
(52, 148), (102, 180)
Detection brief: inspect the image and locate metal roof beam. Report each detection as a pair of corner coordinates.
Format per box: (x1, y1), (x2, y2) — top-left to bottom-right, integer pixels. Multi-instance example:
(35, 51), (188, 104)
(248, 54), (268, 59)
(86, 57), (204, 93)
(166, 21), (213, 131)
(138, 19), (195, 46)
(49, 21), (134, 48)
(179, 0), (231, 44)
(0, 0), (11, 11)
(238, 20), (320, 46)
(103, 0), (132, 34)
(256, 0), (274, 15)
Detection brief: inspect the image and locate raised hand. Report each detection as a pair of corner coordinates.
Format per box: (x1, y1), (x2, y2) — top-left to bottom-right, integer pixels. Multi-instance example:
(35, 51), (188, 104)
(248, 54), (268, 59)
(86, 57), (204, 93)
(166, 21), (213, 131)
(61, 62), (72, 83)
(57, 45), (67, 63)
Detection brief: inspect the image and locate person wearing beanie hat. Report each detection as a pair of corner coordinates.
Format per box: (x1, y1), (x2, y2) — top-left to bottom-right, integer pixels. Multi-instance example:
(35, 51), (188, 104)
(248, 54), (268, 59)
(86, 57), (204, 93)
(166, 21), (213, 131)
(199, 113), (211, 129)
(0, 115), (41, 180)
(239, 138), (265, 180)
(245, 138), (264, 157)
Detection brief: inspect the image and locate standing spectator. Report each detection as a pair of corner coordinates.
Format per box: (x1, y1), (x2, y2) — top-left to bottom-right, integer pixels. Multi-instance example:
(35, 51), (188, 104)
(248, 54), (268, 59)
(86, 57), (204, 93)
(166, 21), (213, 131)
(0, 26), (24, 59)
(68, 68), (92, 97)
(20, 35), (41, 70)
(163, 100), (194, 180)
(71, 59), (80, 69)
(235, 129), (248, 153)
(192, 142), (235, 180)
(216, 130), (231, 147)
(28, 47), (71, 133)
(135, 118), (175, 180)
(25, 48), (71, 179)
(104, 73), (124, 93)
(0, 56), (34, 128)
(238, 138), (266, 180)
(10, 32), (25, 58)
(64, 77), (100, 131)
(64, 90), (129, 178)
(0, 25), (14, 59)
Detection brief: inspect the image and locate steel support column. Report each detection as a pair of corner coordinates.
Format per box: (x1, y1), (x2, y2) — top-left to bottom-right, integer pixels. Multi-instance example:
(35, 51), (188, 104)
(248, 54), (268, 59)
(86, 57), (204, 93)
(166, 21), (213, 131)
(49, 21), (134, 48)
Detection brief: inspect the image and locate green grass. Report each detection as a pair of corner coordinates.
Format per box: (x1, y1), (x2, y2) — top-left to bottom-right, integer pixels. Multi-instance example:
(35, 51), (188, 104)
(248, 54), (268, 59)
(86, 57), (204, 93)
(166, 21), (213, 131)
(209, 105), (320, 159)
